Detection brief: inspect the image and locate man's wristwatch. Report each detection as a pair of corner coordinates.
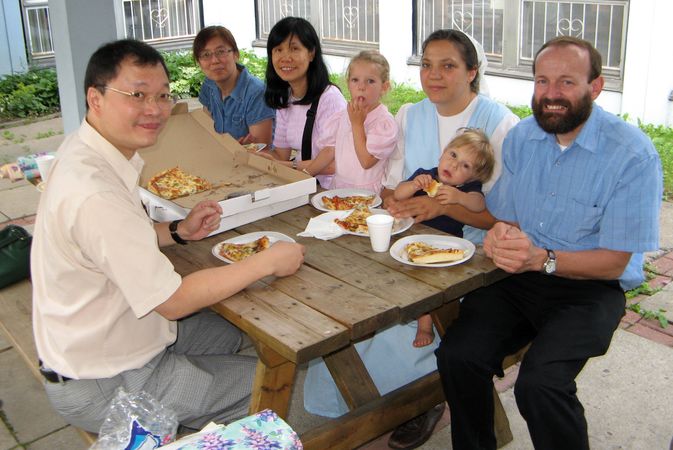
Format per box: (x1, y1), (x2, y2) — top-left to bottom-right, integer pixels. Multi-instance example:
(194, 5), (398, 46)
(169, 219), (188, 245)
(541, 248), (556, 275)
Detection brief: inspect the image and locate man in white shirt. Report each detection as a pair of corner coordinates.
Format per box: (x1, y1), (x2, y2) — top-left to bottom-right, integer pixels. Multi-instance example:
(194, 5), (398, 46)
(31, 39), (305, 432)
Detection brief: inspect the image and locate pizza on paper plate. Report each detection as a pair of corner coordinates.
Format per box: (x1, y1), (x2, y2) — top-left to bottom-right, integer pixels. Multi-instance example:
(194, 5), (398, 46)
(405, 241), (466, 264)
(334, 205), (372, 234)
(219, 235), (271, 262)
(322, 194), (376, 211)
(423, 180), (442, 198)
(147, 167), (212, 200)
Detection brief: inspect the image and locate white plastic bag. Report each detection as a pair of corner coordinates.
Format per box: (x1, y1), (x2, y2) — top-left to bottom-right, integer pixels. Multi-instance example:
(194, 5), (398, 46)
(90, 388), (178, 450)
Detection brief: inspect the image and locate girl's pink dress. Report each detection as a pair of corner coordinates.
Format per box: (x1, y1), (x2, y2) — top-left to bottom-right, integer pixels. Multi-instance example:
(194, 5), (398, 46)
(317, 103), (398, 193)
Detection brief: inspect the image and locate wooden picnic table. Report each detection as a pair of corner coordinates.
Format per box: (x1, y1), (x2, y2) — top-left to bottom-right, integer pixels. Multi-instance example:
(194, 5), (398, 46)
(162, 204), (509, 449)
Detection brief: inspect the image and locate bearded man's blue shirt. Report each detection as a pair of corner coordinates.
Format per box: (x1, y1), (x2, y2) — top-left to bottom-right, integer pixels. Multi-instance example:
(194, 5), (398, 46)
(487, 104), (662, 290)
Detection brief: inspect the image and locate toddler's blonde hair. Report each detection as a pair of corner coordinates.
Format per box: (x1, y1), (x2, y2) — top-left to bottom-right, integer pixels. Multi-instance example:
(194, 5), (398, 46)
(445, 129), (495, 183)
(347, 50), (391, 84)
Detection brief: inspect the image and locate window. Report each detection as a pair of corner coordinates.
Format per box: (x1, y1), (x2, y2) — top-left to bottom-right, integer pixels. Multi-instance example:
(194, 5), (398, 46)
(256, 0), (379, 55)
(20, 0), (201, 63)
(122, 0), (200, 44)
(413, 0), (628, 89)
(21, 0), (54, 60)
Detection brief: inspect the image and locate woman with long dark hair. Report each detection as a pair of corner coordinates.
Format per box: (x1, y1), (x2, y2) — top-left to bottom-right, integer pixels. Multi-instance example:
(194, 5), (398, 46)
(263, 16), (346, 188)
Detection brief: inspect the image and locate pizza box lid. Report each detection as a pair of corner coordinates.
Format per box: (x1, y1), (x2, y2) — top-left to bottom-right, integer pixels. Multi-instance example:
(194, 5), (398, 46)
(138, 104), (316, 219)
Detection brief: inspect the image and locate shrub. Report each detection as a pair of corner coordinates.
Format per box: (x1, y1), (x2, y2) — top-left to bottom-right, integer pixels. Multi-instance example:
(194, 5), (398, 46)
(0, 68), (59, 119)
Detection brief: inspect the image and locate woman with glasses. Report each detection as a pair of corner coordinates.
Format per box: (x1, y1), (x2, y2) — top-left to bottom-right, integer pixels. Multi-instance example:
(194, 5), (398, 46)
(262, 17), (346, 188)
(193, 26), (275, 145)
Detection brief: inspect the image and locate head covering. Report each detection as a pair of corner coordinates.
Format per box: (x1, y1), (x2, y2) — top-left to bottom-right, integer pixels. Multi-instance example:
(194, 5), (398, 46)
(466, 34), (490, 97)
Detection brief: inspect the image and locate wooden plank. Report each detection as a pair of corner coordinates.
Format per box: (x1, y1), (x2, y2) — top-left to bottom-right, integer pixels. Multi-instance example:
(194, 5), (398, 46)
(248, 341), (297, 419)
(238, 216), (445, 320)
(210, 281), (349, 364)
(271, 265), (399, 340)
(300, 372), (445, 450)
(323, 345), (380, 410)
(430, 300), (460, 338)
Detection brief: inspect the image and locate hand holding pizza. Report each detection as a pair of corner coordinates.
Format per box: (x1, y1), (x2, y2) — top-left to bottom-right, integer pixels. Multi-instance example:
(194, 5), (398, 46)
(255, 241), (306, 277)
(485, 222), (541, 273)
(179, 200), (223, 241)
(412, 174), (435, 192)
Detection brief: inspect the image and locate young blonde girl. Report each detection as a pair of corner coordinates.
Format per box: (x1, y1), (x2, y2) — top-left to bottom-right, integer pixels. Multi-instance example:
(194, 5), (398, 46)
(394, 129), (495, 347)
(304, 50), (398, 193)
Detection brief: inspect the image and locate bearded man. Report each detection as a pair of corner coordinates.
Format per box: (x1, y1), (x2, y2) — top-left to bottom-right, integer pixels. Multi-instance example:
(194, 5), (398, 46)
(435, 36), (662, 450)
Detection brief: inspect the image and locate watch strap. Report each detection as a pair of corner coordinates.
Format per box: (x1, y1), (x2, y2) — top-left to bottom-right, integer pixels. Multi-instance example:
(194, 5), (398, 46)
(169, 219), (188, 245)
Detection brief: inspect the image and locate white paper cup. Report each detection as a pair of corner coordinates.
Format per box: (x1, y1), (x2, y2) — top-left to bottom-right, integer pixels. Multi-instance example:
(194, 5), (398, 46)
(366, 214), (395, 252)
(35, 154), (55, 182)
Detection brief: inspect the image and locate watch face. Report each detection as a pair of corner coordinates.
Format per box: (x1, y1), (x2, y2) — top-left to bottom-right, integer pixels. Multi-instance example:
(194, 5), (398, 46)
(544, 259), (556, 274)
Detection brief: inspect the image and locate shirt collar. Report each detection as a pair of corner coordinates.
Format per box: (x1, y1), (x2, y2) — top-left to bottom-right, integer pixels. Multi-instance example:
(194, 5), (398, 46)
(529, 103), (603, 154)
(229, 64), (248, 101)
(78, 118), (145, 192)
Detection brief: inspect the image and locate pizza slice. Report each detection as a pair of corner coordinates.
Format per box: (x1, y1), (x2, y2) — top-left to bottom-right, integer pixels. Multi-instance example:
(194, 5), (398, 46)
(405, 241), (466, 264)
(219, 235), (271, 262)
(423, 180), (442, 198)
(147, 166), (212, 200)
(334, 204), (372, 233)
(322, 194), (375, 210)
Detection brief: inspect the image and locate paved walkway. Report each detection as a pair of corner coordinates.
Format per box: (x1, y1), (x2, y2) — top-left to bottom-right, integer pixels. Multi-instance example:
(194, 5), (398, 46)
(1, 116), (671, 449)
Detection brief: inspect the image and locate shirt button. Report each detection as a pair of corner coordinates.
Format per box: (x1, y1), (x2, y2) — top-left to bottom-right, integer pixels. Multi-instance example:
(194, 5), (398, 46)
(555, 161), (561, 166)
(539, 222), (544, 227)
(550, 192), (556, 197)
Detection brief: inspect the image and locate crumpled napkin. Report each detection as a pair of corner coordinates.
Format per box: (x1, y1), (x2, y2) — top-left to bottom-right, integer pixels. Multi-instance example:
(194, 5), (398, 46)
(297, 212), (347, 240)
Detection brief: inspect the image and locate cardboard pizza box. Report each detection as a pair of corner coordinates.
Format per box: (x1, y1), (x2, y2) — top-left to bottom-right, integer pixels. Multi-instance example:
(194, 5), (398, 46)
(138, 103), (316, 234)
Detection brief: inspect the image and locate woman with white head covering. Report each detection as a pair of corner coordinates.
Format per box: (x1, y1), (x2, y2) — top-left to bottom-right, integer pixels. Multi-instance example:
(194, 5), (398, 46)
(303, 30), (519, 449)
(382, 29), (518, 243)
(467, 33), (490, 97)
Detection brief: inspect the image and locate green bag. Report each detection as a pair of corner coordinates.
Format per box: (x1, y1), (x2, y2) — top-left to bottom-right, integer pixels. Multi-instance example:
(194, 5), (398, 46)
(0, 225), (32, 288)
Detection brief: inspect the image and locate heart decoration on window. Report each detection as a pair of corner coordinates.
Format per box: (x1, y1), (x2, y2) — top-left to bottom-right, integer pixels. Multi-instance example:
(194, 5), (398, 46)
(151, 8), (169, 28)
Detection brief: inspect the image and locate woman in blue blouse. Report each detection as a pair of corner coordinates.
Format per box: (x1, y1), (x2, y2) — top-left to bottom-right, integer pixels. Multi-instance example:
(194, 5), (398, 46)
(193, 26), (275, 144)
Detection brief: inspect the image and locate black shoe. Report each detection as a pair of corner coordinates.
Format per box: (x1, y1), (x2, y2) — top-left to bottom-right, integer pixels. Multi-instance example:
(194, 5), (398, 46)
(388, 403), (445, 449)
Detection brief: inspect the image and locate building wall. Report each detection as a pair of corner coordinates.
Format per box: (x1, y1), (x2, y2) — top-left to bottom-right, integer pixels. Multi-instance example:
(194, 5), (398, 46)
(0, 0), (29, 75)
(202, 0), (673, 126)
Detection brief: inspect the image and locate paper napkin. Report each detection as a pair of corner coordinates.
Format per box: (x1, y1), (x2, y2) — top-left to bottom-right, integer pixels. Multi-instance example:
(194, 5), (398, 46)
(297, 212), (346, 240)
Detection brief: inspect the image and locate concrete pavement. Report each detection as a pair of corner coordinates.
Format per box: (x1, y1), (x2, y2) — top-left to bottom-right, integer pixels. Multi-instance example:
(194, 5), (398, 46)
(1, 115), (671, 449)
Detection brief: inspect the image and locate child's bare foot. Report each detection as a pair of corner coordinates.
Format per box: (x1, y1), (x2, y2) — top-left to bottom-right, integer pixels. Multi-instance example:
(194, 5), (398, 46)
(413, 329), (435, 347)
(413, 314), (434, 347)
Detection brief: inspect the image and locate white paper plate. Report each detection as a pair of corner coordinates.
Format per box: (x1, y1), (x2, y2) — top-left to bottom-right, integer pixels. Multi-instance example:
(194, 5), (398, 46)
(212, 231), (295, 264)
(389, 234), (476, 267)
(243, 143), (268, 152)
(311, 188), (382, 212)
(322, 208), (413, 237)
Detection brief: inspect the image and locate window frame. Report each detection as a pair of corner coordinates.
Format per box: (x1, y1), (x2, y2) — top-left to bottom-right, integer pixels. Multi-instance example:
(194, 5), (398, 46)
(409, 0), (628, 92)
(252, 0), (380, 58)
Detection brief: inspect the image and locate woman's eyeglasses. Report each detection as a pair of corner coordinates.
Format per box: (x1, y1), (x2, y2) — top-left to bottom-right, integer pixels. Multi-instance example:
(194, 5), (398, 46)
(198, 48), (234, 62)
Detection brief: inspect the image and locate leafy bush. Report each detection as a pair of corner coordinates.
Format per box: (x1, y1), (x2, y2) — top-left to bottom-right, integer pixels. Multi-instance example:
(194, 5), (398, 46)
(162, 50), (204, 98)
(637, 121), (673, 199)
(0, 68), (59, 119)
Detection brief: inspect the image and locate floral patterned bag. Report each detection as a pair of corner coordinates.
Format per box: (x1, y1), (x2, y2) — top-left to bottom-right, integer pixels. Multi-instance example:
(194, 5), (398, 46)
(161, 409), (302, 450)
